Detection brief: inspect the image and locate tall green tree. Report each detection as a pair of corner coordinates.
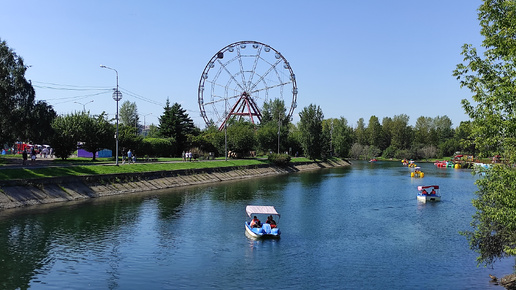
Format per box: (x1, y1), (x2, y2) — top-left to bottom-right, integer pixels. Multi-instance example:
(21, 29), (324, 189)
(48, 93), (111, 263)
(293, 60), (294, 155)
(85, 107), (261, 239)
(50, 113), (83, 159)
(390, 114), (412, 150)
(381, 117), (394, 150)
(298, 104), (324, 160)
(116, 124), (144, 157)
(332, 117), (353, 158)
(354, 118), (367, 145)
(256, 122), (279, 153)
(119, 100), (139, 130)
(433, 115), (454, 145)
(146, 124), (160, 138)
(50, 112), (114, 161)
(158, 99), (196, 156)
(80, 112), (115, 161)
(0, 39), (50, 146)
(258, 99), (289, 154)
(454, 0), (516, 267)
(414, 116), (433, 145)
(227, 121), (256, 155)
(28, 101), (57, 145)
(366, 115), (383, 149)
(455, 121), (476, 154)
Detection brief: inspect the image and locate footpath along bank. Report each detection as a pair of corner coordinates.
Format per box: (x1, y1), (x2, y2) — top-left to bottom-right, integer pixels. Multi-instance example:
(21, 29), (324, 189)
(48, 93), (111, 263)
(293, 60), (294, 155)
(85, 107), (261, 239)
(0, 159), (350, 210)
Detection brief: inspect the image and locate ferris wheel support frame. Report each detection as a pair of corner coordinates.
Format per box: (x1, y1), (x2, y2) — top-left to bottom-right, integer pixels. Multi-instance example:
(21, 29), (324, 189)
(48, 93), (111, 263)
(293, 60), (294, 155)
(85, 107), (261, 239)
(218, 92), (262, 130)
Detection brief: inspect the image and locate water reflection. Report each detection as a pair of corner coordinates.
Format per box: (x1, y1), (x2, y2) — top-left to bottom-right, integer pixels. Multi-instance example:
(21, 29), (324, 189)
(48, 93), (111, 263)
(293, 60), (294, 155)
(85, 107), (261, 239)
(0, 197), (148, 289)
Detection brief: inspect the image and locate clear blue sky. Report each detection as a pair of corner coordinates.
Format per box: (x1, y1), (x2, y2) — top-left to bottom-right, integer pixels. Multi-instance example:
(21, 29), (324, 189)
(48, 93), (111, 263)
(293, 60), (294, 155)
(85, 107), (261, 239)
(1, 0), (483, 128)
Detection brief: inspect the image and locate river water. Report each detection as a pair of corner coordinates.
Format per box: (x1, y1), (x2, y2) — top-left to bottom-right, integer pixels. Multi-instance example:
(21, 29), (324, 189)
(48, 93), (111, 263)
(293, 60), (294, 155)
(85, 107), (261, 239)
(0, 161), (514, 289)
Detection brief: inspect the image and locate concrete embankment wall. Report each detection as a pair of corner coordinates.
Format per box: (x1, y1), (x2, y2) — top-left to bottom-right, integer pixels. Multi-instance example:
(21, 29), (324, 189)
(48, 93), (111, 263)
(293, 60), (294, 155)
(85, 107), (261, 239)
(0, 159), (350, 210)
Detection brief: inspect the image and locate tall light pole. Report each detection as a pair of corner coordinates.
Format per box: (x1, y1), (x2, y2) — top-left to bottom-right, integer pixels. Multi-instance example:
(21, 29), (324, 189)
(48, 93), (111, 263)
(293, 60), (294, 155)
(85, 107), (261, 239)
(142, 113), (152, 136)
(224, 98), (228, 161)
(277, 110), (281, 154)
(100, 65), (122, 166)
(74, 100), (94, 112)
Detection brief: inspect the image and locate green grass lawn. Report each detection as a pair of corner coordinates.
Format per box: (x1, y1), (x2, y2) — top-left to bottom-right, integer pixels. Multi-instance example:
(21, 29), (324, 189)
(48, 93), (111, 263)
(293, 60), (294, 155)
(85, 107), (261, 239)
(0, 159), (268, 180)
(0, 154), (345, 181)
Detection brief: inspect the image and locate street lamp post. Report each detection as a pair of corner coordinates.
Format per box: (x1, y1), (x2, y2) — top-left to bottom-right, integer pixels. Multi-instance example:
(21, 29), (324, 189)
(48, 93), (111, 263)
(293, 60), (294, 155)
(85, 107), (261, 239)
(277, 110), (281, 154)
(142, 113), (152, 136)
(224, 98), (228, 161)
(74, 100), (94, 112)
(100, 65), (122, 166)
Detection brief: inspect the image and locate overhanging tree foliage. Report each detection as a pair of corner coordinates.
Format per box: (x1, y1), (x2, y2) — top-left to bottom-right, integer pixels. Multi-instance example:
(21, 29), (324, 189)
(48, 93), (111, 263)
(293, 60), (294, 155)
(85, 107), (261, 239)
(0, 39), (56, 146)
(454, 0), (516, 266)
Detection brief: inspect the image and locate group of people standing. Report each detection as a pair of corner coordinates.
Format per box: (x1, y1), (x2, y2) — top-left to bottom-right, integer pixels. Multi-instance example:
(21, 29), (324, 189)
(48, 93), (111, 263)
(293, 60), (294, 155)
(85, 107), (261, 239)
(21, 148), (37, 165)
(123, 149), (136, 164)
(21, 146), (53, 165)
(182, 151), (194, 162)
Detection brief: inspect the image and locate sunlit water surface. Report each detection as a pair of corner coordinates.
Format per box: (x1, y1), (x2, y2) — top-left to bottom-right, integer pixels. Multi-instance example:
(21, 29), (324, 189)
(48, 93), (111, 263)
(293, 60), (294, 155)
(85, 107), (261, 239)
(0, 161), (514, 289)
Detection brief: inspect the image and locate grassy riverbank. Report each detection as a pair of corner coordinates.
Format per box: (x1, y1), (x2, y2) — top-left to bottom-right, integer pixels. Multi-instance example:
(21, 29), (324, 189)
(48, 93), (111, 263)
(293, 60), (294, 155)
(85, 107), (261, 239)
(0, 157), (316, 181)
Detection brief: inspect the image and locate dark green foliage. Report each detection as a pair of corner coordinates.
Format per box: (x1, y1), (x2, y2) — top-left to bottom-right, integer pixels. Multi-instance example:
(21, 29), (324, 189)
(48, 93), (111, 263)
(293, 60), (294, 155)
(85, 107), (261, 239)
(0, 39), (56, 146)
(50, 112), (114, 161)
(141, 137), (175, 157)
(50, 113), (83, 160)
(28, 101), (57, 145)
(118, 124), (143, 157)
(158, 99), (196, 156)
(328, 118), (353, 158)
(382, 145), (396, 159)
(298, 104), (324, 160)
(258, 99), (289, 154)
(80, 112), (115, 161)
(256, 122), (279, 153)
(462, 165), (516, 266)
(438, 139), (460, 158)
(187, 133), (219, 156)
(267, 153), (291, 166)
(454, 0), (516, 266)
(285, 124), (303, 157)
(366, 116), (383, 149)
(227, 121), (256, 155)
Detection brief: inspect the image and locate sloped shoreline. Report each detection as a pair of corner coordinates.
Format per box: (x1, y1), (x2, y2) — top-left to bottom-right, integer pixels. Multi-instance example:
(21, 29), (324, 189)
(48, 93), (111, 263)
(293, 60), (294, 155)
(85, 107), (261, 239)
(0, 159), (350, 210)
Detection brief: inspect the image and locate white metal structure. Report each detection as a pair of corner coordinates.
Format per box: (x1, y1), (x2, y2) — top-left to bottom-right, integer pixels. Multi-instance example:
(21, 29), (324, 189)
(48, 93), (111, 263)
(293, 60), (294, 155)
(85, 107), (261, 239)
(198, 41), (297, 130)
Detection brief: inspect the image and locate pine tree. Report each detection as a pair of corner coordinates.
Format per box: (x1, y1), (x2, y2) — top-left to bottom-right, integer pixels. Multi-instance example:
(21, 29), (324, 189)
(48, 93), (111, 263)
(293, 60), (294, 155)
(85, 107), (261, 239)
(158, 99), (195, 155)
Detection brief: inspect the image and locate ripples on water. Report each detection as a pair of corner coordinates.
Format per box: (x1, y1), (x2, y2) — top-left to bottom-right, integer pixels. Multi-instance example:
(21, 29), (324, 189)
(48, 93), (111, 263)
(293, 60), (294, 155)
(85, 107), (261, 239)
(0, 161), (514, 289)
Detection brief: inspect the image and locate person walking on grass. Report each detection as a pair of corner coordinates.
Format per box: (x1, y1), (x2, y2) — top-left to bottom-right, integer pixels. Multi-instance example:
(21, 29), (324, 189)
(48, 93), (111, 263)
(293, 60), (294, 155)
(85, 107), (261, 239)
(127, 149), (132, 164)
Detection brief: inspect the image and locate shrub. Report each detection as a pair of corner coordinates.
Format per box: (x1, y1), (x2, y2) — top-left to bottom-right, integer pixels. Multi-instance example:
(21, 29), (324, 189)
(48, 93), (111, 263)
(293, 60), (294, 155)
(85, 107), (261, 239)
(142, 138), (175, 157)
(268, 153), (291, 166)
(382, 145), (396, 159)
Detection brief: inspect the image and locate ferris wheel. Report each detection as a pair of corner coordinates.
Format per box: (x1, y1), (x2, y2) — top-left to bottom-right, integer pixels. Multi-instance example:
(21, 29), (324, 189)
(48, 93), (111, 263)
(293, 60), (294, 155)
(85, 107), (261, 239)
(198, 41), (298, 130)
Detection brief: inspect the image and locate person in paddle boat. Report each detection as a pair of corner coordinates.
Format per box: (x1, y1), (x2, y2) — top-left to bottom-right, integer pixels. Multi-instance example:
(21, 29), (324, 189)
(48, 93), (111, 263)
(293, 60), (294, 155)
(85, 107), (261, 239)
(430, 188), (436, 195)
(422, 189), (428, 195)
(250, 216), (262, 228)
(266, 215), (277, 228)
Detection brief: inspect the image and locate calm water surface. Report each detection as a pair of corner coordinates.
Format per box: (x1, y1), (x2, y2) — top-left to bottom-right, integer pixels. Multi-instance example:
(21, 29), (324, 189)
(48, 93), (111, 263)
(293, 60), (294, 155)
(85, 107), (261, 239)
(0, 161), (514, 289)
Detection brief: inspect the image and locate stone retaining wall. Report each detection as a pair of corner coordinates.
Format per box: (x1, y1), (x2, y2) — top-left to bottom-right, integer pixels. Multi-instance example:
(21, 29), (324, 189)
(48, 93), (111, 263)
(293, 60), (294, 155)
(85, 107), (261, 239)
(0, 159), (350, 210)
